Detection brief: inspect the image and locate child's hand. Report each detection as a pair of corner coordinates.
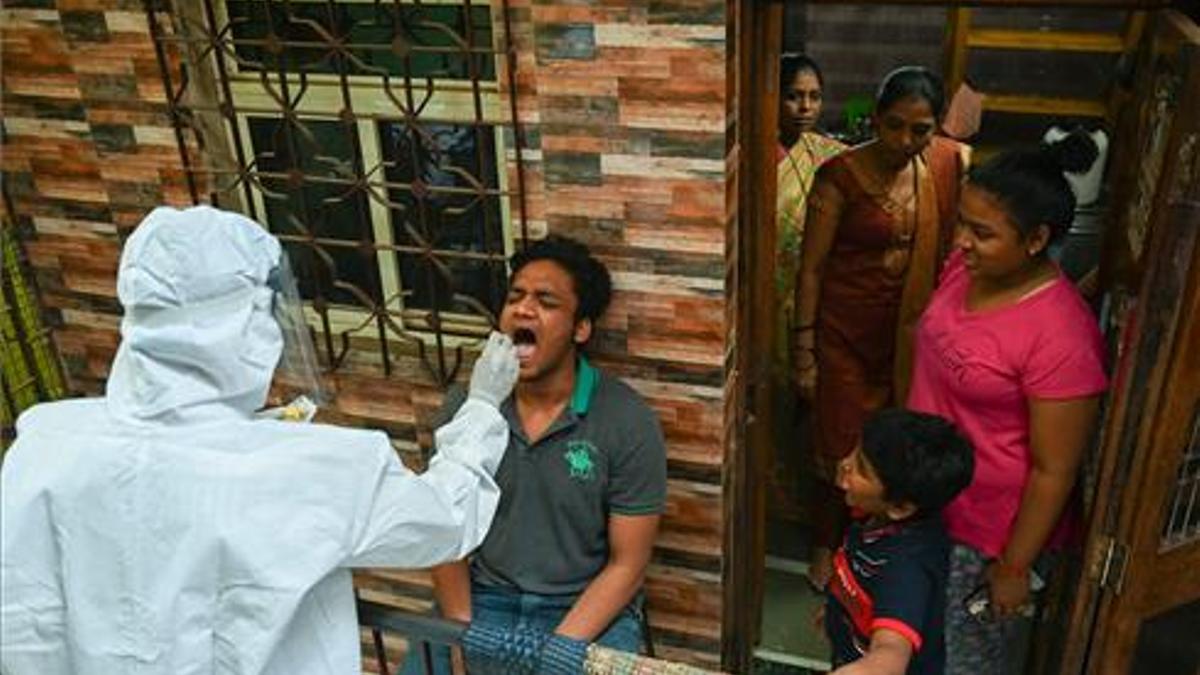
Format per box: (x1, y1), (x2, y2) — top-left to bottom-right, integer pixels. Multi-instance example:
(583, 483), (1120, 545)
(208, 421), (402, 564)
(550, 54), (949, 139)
(812, 603), (827, 637)
(830, 660), (872, 674)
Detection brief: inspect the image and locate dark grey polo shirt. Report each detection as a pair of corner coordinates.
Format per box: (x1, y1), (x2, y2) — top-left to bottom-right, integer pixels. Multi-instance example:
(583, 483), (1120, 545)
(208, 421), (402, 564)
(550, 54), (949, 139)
(436, 357), (667, 596)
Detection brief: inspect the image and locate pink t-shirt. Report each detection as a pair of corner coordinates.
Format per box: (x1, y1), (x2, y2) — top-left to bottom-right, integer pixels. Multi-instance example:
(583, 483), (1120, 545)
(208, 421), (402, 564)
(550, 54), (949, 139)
(907, 251), (1108, 556)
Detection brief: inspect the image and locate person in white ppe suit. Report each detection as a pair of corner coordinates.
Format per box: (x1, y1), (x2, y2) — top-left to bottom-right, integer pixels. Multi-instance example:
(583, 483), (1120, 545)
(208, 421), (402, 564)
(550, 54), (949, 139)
(0, 205), (520, 675)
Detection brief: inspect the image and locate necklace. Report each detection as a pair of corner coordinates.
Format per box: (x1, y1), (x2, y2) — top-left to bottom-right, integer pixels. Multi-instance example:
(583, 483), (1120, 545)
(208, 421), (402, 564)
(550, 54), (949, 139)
(856, 154), (917, 214)
(880, 180), (917, 279)
(848, 149), (921, 278)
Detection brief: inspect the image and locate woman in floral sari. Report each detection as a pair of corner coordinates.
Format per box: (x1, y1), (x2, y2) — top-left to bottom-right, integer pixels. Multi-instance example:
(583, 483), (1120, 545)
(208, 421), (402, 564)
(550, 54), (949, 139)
(777, 55), (847, 344)
(769, 55), (845, 521)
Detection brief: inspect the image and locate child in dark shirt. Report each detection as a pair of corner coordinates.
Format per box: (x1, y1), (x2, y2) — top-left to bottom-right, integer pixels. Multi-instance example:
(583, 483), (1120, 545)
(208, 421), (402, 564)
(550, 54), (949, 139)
(824, 408), (974, 675)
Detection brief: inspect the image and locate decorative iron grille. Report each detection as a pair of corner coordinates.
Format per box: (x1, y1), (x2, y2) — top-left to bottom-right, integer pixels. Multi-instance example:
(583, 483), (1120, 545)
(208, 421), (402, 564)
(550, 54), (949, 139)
(1162, 404), (1200, 549)
(145, 0), (528, 386)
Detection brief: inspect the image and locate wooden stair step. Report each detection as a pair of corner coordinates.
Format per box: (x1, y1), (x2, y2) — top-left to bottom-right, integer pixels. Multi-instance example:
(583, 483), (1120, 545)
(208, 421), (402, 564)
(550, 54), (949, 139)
(982, 93), (1107, 117)
(970, 145), (1003, 166)
(966, 29), (1126, 53)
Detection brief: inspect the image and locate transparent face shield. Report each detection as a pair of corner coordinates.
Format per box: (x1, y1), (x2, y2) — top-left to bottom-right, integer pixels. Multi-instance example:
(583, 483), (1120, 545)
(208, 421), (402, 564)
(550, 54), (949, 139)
(258, 253), (326, 422)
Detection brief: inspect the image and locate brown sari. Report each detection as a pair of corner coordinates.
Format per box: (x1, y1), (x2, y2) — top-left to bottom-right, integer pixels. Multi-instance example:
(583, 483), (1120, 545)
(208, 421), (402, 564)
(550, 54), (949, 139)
(808, 136), (964, 546)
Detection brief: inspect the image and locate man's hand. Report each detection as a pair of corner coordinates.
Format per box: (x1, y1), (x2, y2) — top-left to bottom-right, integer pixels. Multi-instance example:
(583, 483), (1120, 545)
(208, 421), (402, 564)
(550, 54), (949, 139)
(450, 646), (467, 675)
(986, 562), (1031, 618)
(468, 332), (519, 408)
(539, 633), (589, 675)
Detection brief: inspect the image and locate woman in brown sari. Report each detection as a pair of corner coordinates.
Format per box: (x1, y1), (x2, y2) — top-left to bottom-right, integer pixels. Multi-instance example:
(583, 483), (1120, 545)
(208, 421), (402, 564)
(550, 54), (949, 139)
(794, 66), (969, 587)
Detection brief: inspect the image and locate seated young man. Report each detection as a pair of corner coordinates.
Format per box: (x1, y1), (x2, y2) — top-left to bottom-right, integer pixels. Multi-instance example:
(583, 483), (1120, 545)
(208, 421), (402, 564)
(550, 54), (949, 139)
(405, 236), (668, 674)
(825, 408), (974, 675)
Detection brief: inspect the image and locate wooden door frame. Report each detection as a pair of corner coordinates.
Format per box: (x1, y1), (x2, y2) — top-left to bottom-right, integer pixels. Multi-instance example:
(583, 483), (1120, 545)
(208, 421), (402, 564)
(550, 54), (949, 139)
(725, 1), (1174, 671)
(1057, 11), (1200, 673)
(724, 0), (783, 670)
(1099, 230), (1200, 670)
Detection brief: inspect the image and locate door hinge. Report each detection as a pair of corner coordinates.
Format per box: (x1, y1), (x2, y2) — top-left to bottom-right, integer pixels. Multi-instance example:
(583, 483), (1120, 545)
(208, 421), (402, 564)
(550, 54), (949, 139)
(1095, 536), (1130, 594)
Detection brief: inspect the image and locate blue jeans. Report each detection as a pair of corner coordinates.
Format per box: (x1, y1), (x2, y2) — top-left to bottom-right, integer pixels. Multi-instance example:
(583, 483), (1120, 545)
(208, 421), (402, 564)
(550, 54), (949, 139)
(399, 583), (643, 675)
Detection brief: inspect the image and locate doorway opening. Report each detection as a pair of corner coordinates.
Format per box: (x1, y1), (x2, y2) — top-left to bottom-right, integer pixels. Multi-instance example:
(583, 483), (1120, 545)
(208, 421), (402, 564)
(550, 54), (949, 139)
(743, 3), (1151, 672)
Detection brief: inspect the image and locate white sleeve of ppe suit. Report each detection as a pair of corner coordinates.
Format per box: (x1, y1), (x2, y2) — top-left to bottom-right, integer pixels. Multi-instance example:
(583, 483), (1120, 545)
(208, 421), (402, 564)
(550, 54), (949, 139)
(344, 398), (508, 568)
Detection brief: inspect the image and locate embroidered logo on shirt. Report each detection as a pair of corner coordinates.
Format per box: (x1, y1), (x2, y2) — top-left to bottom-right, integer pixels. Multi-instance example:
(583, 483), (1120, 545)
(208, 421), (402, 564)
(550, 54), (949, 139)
(563, 441), (597, 482)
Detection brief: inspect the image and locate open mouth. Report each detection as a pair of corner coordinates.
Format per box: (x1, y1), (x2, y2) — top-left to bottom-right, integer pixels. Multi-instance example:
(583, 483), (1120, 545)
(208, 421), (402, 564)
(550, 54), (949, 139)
(511, 327), (537, 361)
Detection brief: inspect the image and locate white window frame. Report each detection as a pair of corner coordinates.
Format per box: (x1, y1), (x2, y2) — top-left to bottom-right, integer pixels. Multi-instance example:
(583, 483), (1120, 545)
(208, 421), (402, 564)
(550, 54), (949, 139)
(218, 0), (516, 340)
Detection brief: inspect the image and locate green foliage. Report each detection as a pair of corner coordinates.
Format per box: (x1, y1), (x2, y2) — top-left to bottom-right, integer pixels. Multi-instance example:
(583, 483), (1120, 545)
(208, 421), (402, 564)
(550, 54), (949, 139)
(1, 223), (67, 450)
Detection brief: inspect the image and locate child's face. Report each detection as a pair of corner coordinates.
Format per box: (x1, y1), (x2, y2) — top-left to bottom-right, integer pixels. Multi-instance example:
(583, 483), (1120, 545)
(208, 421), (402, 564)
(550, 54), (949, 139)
(836, 445), (892, 515)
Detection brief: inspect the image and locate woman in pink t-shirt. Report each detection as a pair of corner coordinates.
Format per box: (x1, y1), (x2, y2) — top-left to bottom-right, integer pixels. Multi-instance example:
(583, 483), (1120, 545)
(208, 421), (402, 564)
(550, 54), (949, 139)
(907, 138), (1107, 674)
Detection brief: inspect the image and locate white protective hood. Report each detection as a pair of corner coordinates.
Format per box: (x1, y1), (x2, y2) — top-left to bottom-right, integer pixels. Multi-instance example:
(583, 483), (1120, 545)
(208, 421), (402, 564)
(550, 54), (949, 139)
(106, 205), (283, 423)
(1, 206), (509, 675)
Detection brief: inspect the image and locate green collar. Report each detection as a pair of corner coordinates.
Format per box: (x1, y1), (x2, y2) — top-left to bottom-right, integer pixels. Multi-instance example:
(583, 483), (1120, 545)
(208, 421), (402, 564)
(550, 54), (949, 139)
(569, 356), (598, 415)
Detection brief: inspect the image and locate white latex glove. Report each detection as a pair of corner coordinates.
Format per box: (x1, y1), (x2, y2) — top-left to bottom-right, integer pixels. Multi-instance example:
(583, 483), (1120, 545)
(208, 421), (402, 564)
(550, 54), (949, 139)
(467, 331), (519, 408)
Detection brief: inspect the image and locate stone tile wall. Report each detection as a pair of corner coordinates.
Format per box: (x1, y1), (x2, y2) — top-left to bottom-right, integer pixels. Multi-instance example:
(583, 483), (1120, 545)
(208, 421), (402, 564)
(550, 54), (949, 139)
(3, 1), (195, 392)
(2, 0), (733, 668)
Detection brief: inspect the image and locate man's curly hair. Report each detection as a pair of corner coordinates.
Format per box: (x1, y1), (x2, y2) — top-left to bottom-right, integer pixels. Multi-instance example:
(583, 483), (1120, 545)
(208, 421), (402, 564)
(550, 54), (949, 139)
(509, 235), (613, 323)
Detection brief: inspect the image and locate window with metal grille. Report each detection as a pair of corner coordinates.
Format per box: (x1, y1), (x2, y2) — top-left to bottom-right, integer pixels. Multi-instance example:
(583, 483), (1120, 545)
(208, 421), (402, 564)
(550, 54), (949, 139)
(1162, 405), (1200, 550)
(146, 0), (528, 384)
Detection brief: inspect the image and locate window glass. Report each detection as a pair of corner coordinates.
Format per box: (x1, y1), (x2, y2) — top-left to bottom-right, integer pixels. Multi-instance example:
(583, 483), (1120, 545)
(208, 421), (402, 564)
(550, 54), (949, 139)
(248, 116), (382, 305)
(379, 120), (507, 315)
(228, 1), (496, 80)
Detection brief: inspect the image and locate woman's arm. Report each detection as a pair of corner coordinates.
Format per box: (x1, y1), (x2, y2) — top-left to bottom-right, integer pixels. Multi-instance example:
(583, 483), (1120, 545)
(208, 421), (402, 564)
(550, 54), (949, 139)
(989, 395), (1101, 615)
(794, 171), (845, 399)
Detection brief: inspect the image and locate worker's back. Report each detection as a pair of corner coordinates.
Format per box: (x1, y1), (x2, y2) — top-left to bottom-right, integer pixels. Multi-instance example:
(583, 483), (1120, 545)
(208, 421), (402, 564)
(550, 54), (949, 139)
(1, 206), (514, 675)
(1, 396), (403, 674)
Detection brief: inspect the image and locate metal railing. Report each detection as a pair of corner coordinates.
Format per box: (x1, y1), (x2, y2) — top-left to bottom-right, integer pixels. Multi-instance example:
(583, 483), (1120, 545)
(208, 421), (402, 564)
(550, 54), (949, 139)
(357, 599), (719, 675)
(359, 598), (465, 675)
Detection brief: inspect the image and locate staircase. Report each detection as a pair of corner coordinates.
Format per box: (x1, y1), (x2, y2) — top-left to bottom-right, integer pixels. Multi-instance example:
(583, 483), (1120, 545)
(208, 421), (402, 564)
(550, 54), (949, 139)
(943, 8), (1146, 154)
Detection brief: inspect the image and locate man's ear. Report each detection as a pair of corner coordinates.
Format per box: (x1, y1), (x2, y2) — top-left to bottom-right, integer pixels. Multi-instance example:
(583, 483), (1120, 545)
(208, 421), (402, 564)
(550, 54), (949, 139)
(573, 317), (593, 346)
(885, 501), (918, 522)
